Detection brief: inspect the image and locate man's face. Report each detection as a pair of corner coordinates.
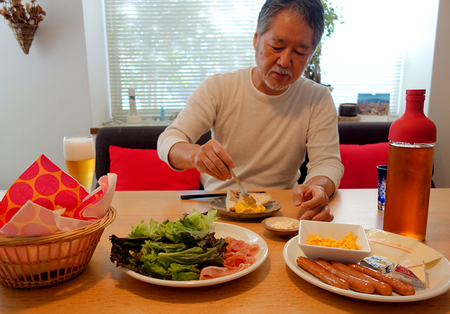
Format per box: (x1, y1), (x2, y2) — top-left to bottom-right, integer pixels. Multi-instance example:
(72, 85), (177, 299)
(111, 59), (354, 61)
(252, 10), (314, 95)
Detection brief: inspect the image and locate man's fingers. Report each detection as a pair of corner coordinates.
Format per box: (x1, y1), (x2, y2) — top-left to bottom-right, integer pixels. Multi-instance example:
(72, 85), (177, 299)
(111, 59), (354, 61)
(294, 184), (332, 222)
(300, 205), (333, 221)
(324, 213), (334, 222)
(194, 140), (233, 180)
(311, 205), (333, 222)
(299, 207), (318, 220)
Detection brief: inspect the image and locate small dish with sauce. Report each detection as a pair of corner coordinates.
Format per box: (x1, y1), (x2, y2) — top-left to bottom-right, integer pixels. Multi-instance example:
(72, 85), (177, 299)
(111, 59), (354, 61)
(262, 217), (299, 236)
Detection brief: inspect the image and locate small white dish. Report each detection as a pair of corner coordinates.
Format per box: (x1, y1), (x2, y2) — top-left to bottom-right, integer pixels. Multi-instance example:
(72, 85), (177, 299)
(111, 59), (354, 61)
(298, 220), (371, 264)
(262, 217), (299, 236)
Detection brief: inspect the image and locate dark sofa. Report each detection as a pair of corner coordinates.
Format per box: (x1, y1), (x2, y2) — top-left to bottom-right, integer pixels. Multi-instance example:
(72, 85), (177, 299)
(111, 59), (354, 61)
(95, 121), (393, 186)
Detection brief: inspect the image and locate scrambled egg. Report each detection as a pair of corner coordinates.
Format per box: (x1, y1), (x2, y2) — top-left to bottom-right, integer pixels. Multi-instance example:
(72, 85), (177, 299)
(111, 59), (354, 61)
(307, 231), (360, 250)
(234, 201), (266, 213)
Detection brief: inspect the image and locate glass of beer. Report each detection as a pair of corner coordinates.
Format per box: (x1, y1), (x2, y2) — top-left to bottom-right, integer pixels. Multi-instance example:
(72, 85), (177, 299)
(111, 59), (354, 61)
(63, 135), (96, 191)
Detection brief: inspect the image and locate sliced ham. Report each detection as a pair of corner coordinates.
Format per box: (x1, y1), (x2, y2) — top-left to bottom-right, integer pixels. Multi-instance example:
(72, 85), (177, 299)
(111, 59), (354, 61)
(224, 251), (255, 268)
(224, 237), (259, 256)
(199, 237), (260, 280)
(199, 263), (247, 280)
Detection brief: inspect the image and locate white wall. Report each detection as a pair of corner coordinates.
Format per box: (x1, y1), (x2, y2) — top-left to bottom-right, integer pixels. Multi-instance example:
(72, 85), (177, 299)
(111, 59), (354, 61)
(82, 0), (111, 126)
(0, 0), (92, 189)
(399, 0), (439, 116)
(428, 0), (450, 188)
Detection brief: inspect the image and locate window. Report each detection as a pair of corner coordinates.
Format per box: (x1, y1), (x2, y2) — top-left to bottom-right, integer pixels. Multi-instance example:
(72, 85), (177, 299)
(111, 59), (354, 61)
(320, 0), (408, 117)
(103, 0), (435, 120)
(104, 0), (265, 119)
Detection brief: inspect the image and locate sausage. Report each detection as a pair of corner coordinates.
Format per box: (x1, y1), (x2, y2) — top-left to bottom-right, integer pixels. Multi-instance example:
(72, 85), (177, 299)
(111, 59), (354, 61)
(347, 262), (415, 296)
(315, 259), (375, 294)
(330, 260), (393, 296)
(296, 256), (350, 290)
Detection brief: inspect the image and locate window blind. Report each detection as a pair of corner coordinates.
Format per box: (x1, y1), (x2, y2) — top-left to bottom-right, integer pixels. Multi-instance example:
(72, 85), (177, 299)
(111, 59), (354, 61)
(319, 0), (413, 118)
(321, 53), (404, 117)
(104, 0), (406, 120)
(104, 0), (265, 119)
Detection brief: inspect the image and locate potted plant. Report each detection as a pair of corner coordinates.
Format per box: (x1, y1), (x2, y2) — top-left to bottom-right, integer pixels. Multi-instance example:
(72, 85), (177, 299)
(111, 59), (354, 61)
(303, 0), (342, 85)
(0, 0), (45, 54)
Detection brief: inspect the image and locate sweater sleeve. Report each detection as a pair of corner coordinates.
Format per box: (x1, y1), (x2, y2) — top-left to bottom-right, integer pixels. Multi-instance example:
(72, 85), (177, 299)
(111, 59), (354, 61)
(303, 88), (344, 192)
(157, 76), (219, 169)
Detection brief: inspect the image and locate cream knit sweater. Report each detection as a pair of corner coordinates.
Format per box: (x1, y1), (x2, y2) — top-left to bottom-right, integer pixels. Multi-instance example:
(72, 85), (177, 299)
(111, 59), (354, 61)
(157, 67), (344, 191)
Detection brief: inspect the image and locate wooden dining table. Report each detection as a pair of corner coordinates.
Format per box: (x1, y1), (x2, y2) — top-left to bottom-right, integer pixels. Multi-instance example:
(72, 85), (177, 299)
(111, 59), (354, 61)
(1, 189), (450, 313)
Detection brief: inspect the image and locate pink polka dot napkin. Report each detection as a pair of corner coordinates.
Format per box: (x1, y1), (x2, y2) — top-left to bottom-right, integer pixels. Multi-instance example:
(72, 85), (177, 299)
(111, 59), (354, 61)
(0, 155), (117, 236)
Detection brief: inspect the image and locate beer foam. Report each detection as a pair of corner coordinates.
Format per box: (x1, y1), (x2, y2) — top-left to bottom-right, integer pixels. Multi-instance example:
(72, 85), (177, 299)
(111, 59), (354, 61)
(63, 137), (95, 161)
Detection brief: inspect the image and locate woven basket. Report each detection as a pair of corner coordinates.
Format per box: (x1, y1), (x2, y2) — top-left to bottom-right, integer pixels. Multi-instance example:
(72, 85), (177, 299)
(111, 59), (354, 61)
(0, 206), (117, 289)
(8, 22), (38, 55)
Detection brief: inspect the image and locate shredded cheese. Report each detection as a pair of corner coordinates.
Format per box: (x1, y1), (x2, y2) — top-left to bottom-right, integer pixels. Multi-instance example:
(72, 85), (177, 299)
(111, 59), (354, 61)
(307, 231), (360, 250)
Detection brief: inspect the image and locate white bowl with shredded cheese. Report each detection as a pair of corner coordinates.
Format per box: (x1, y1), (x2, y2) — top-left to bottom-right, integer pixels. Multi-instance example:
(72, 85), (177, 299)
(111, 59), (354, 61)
(298, 220), (371, 264)
(262, 217), (299, 236)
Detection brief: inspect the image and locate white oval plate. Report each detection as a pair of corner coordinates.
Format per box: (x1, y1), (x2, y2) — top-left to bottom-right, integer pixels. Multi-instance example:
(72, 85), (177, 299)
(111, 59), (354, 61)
(121, 222), (268, 287)
(283, 235), (450, 302)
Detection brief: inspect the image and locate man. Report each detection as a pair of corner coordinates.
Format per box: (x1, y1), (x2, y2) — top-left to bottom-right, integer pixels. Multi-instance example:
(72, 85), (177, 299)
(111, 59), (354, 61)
(157, 0), (344, 222)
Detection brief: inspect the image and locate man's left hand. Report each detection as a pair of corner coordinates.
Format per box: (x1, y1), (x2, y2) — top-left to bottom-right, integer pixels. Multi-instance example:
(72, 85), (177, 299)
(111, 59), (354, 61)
(293, 184), (333, 222)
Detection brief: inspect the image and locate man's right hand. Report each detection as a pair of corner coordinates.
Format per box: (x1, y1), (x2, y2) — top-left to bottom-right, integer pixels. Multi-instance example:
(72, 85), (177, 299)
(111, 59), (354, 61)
(169, 140), (235, 181)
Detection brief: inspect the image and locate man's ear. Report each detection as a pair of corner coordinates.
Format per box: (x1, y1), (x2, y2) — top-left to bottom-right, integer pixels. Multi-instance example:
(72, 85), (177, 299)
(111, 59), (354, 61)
(253, 30), (258, 50)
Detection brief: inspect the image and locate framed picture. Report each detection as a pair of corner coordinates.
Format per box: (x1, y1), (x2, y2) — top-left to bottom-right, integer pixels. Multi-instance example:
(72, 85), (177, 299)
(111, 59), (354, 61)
(357, 93), (390, 116)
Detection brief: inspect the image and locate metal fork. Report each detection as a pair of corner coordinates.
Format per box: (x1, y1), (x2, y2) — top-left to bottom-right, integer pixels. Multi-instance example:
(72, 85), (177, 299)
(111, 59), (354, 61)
(228, 167), (256, 206)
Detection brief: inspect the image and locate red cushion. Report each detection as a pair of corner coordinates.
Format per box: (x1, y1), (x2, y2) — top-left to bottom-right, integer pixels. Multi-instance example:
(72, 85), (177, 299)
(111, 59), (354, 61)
(109, 146), (201, 191)
(339, 142), (389, 189)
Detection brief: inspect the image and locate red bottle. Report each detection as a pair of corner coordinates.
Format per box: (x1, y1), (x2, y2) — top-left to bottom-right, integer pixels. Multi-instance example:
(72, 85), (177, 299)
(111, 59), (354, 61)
(383, 89), (437, 241)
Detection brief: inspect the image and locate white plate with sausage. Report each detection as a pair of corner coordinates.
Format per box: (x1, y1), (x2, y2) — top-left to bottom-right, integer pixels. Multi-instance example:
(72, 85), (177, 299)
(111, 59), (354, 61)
(283, 235), (450, 302)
